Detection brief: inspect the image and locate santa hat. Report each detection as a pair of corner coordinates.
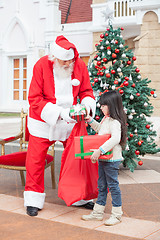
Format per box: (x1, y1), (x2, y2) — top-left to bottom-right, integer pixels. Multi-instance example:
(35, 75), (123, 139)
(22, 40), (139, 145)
(51, 35), (79, 61)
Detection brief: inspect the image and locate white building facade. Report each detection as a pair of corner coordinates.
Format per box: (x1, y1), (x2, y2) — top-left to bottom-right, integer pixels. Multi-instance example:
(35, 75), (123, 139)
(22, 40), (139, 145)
(0, 0), (160, 114)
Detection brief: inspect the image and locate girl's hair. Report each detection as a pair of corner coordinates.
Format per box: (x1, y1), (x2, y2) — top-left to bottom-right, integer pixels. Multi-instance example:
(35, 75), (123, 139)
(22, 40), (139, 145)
(99, 90), (127, 149)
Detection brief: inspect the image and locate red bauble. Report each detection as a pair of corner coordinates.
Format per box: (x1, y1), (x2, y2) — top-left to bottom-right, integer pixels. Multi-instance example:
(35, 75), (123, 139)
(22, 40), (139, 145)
(125, 77), (129, 81)
(119, 89), (124, 94)
(100, 72), (104, 76)
(115, 40), (118, 44)
(138, 141), (142, 146)
(95, 115), (100, 120)
(112, 53), (117, 58)
(107, 46), (111, 50)
(105, 33), (108, 36)
(132, 83), (135, 88)
(115, 49), (120, 53)
(123, 81), (129, 87)
(114, 80), (119, 84)
(132, 56), (136, 61)
(91, 82), (95, 87)
(135, 68), (140, 73)
(95, 44), (98, 47)
(135, 150), (140, 155)
(100, 34), (104, 38)
(138, 160), (143, 166)
(130, 133), (133, 137)
(150, 91), (154, 95)
(136, 93), (140, 96)
(121, 27), (124, 30)
(111, 70), (116, 74)
(106, 73), (111, 78)
(103, 58), (108, 62)
(94, 78), (99, 83)
(107, 28), (110, 31)
(127, 61), (131, 65)
(99, 40), (102, 43)
(146, 124), (150, 129)
(97, 61), (101, 66)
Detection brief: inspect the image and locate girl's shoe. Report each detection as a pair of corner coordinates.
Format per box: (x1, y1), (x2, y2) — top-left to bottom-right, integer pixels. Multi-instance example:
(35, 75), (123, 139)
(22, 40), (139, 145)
(81, 203), (105, 221)
(104, 206), (123, 226)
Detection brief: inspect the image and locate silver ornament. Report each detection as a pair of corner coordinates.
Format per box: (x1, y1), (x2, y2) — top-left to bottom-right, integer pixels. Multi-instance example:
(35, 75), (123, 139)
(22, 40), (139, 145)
(122, 53), (126, 58)
(106, 40), (109, 45)
(130, 95), (134, 100)
(144, 102), (148, 107)
(153, 93), (157, 98)
(137, 75), (141, 79)
(107, 50), (111, 55)
(117, 67), (121, 72)
(128, 114), (133, 120)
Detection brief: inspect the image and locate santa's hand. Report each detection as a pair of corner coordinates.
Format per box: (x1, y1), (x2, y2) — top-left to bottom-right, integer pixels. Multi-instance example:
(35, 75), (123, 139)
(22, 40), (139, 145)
(81, 97), (96, 118)
(60, 108), (77, 123)
(90, 149), (101, 163)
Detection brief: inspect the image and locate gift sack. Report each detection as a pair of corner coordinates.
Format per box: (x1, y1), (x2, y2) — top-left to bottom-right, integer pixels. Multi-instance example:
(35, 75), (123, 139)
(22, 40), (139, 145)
(74, 134), (113, 160)
(58, 121), (99, 206)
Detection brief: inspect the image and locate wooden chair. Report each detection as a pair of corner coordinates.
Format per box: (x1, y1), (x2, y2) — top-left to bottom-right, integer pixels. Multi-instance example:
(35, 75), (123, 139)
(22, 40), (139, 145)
(0, 109), (56, 188)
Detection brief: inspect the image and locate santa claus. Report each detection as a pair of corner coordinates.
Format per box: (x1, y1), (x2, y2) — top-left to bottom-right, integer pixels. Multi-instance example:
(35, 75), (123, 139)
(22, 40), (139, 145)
(24, 35), (96, 216)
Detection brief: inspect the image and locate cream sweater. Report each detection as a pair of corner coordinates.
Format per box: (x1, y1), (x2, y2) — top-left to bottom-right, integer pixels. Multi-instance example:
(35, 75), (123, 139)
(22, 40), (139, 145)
(89, 117), (123, 161)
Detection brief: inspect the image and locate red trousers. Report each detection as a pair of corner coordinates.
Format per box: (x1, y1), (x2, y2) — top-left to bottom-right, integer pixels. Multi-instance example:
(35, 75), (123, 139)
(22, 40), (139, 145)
(25, 135), (67, 193)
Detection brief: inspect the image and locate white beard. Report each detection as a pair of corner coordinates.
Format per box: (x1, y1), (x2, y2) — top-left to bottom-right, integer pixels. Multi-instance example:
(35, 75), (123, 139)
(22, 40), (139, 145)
(53, 59), (74, 78)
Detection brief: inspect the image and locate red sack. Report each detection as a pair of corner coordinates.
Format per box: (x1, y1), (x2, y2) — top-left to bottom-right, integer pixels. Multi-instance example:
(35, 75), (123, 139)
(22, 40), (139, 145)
(58, 121), (98, 206)
(74, 135), (113, 160)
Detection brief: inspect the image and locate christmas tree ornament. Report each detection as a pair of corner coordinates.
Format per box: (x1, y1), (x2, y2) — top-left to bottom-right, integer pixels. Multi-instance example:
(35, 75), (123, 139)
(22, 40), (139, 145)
(134, 129), (137, 133)
(103, 58), (108, 62)
(123, 81), (129, 86)
(112, 85), (116, 90)
(107, 50), (111, 55)
(153, 93), (157, 98)
(135, 150), (140, 155)
(105, 33), (108, 37)
(129, 74), (132, 80)
(135, 68), (140, 73)
(119, 44), (123, 48)
(136, 93), (140, 96)
(94, 78), (99, 83)
(137, 75), (141, 79)
(131, 109), (135, 113)
(118, 78), (121, 82)
(128, 114), (133, 120)
(106, 73), (111, 78)
(115, 40), (118, 44)
(132, 83), (135, 88)
(132, 56), (136, 61)
(144, 102), (148, 107)
(122, 53), (126, 58)
(138, 141), (142, 146)
(95, 115), (100, 121)
(130, 133), (133, 137)
(100, 46), (104, 50)
(105, 40), (109, 44)
(138, 160), (143, 166)
(130, 94), (134, 100)
(112, 53), (117, 58)
(111, 70), (115, 74)
(119, 89), (124, 94)
(114, 80), (119, 84)
(127, 61), (131, 65)
(100, 34), (104, 38)
(97, 56), (101, 61)
(117, 67), (121, 72)
(97, 103), (100, 108)
(146, 124), (150, 129)
(115, 49), (120, 53)
(125, 77), (129, 81)
(150, 91), (154, 95)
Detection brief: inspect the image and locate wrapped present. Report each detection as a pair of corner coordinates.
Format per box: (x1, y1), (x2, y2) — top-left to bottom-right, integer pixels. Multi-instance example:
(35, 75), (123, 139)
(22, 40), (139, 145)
(74, 134), (113, 160)
(69, 104), (87, 122)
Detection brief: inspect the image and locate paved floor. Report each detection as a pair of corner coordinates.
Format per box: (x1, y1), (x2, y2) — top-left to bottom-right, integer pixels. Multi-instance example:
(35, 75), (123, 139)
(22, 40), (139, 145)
(0, 118), (160, 240)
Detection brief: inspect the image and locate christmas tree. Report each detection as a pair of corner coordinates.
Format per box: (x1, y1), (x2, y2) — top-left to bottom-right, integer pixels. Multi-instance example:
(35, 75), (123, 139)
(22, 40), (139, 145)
(88, 23), (160, 172)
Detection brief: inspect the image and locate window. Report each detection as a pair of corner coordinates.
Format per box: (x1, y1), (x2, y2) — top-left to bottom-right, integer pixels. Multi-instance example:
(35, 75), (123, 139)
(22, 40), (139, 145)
(13, 57), (27, 101)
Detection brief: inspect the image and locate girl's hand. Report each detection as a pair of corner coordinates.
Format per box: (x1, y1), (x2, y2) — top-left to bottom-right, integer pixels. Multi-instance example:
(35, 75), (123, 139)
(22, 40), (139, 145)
(90, 149), (101, 163)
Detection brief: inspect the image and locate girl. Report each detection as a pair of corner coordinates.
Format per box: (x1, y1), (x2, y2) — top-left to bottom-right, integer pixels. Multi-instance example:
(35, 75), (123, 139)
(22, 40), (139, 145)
(81, 90), (127, 226)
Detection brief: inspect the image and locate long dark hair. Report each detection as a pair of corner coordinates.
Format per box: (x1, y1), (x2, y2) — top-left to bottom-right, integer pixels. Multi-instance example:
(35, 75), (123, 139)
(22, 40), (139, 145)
(99, 90), (127, 149)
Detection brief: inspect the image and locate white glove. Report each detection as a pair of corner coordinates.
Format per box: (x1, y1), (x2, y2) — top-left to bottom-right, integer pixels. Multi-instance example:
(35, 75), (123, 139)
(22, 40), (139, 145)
(60, 108), (77, 123)
(81, 97), (96, 118)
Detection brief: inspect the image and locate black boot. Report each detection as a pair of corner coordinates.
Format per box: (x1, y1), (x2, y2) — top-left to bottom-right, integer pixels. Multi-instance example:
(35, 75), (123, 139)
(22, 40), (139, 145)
(27, 206), (39, 216)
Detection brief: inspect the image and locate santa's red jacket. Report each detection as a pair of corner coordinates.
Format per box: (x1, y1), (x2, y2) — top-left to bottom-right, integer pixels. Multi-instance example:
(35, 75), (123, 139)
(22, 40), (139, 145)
(28, 55), (95, 141)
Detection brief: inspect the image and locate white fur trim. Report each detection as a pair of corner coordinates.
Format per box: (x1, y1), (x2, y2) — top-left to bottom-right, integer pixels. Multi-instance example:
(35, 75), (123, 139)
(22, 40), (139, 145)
(71, 79), (80, 86)
(41, 102), (62, 127)
(81, 97), (96, 118)
(28, 116), (75, 141)
(51, 42), (74, 60)
(24, 191), (46, 209)
(72, 199), (93, 206)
